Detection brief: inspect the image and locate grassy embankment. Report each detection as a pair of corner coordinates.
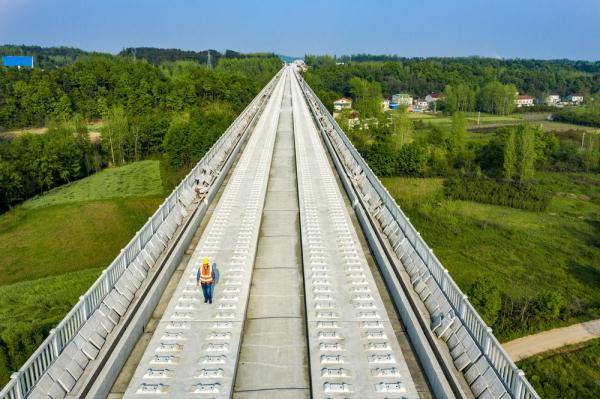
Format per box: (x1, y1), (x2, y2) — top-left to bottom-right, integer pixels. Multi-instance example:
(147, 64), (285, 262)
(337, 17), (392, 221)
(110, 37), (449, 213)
(0, 160), (166, 383)
(381, 172), (600, 341)
(517, 338), (600, 398)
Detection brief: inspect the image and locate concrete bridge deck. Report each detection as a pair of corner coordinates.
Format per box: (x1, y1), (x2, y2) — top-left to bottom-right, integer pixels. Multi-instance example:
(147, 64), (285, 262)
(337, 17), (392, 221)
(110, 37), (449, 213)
(3, 65), (541, 399)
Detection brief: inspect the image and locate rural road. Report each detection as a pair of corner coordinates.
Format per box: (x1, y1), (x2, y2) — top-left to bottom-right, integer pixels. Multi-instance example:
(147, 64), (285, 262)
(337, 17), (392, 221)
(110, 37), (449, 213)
(503, 318), (600, 361)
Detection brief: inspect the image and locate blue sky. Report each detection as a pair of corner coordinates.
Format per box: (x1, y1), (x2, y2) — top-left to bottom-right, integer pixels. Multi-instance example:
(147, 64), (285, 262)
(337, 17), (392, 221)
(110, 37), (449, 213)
(0, 0), (599, 59)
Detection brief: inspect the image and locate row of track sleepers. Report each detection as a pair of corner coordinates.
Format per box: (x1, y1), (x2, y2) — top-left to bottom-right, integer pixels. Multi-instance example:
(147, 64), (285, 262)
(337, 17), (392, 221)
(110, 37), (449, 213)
(296, 71), (513, 399)
(290, 68), (419, 398)
(121, 68), (287, 398)
(29, 205), (187, 399)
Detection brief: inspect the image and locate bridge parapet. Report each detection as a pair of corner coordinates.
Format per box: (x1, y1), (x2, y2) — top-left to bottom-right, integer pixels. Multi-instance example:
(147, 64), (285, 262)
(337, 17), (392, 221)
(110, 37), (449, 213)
(295, 71), (540, 399)
(0, 70), (283, 399)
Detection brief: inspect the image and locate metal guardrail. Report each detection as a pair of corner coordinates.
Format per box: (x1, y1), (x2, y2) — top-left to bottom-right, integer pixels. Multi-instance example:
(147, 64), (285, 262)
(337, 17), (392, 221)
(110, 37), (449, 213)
(0, 69), (283, 399)
(296, 72), (540, 399)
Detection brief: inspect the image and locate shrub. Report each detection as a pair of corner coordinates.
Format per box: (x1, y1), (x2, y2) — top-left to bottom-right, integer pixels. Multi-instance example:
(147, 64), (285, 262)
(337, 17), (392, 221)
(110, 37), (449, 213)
(397, 143), (427, 176)
(443, 176), (552, 211)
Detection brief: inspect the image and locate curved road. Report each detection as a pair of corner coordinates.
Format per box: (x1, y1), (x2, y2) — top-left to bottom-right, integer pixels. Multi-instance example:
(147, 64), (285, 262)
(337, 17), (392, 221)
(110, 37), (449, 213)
(503, 318), (600, 361)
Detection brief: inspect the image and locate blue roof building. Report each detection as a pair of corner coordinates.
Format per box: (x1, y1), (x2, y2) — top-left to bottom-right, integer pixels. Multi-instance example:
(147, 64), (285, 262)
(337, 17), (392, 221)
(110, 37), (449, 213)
(2, 56), (34, 68)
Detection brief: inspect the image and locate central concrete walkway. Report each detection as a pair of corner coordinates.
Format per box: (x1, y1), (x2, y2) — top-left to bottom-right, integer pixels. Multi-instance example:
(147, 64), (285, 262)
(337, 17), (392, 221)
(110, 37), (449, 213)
(233, 74), (310, 398)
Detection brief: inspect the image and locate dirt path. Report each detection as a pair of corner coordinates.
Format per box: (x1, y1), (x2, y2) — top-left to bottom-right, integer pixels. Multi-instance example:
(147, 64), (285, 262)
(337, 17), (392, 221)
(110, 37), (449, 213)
(503, 319), (600, 361)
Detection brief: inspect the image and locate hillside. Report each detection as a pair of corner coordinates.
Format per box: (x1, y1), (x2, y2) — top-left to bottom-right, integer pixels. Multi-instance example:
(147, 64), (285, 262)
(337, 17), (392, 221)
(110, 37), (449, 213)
(0, 160), (166, 384)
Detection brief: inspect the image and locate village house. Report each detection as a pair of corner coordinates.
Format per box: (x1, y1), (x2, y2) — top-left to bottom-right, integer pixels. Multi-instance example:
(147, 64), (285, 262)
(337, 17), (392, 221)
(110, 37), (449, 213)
(333, 97), (353, 111)
(414, 98), (429, 109)
(392, 93), (413, 106)
(545, 93), (561, 105)
(566, 93), (584, 105)
(516, 95), (534, 108)
(425, 92), (442, 104)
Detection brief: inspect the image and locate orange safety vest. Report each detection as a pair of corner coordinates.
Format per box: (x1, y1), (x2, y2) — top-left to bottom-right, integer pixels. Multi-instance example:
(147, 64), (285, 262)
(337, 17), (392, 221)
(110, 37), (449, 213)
(200, 263), (213, 284)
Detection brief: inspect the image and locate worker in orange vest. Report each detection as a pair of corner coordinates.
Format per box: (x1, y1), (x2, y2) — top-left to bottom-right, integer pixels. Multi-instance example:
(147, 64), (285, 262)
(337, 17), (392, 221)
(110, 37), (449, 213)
(196, 258), (218, 304)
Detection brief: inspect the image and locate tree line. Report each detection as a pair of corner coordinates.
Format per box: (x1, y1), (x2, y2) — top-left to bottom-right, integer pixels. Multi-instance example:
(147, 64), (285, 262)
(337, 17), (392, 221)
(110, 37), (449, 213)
(0, 45), (101, 69)
(0, 54), (282, 212)
(336, 106), (599, 209)
(305, 55), (600, 101)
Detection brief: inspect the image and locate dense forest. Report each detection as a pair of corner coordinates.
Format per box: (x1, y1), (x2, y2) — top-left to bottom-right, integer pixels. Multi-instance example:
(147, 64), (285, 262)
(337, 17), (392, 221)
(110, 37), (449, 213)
(0, 49), (282, 212)
(118, 47), (278, 66)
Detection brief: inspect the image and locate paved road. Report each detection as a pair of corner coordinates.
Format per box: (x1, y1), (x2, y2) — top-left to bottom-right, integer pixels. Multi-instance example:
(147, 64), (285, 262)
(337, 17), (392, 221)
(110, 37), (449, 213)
(503, 318), (600, 361)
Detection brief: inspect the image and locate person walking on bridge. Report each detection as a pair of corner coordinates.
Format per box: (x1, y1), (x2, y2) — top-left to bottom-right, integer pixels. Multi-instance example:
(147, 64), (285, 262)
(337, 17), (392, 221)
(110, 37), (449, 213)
(197, 258), (218, 304)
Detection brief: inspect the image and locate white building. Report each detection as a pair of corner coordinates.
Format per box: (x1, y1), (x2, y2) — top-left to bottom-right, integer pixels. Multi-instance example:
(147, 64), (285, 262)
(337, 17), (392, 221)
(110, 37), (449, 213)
(545, 93), (561, 105)
(516, 95), (534, 108)
(333, 97), (353, 111)
(381, 99), (390, 111)
(425, 93), (442, 103)
(415, 99), (429, 109)
(566, 93), (584, 105)
(392, 93), (413, 106)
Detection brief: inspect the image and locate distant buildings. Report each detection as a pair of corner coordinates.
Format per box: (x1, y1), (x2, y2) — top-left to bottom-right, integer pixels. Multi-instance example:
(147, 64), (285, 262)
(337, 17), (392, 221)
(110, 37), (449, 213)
(425, 93), (442, 104)
(415, 98), (428, 110)
(333, 97), (353, 111)
(293, 59), (308, 72)
(516, 95), (534, 108)
(545, 93), (561, 105)
(392, 93), (413, 107)
(566, 93), (584, 105)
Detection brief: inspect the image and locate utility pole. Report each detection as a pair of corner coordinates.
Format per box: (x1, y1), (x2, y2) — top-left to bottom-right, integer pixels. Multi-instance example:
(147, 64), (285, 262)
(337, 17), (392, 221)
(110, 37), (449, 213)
(581, 131), (586, 150)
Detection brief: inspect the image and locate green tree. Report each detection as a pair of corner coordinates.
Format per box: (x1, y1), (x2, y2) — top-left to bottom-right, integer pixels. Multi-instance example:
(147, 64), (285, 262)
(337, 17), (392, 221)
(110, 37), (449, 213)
(533, 291), (565, 320)
(0, 162), (23, 210)
(53, 94), (72, 119)
(102, 106), (129, 166)
(390, 110), (413, 151)
(582, 133), (600, 171)
(517, 125), (536, 181)
(449, 112), (467, 153)
(479, 81), (518, 115)
(349, 77), (382, 118)
(443, 84), (476, 113)
(396, 143), (427, 176)
(503, 129), (517, 180)
(468, 277), (502, 326)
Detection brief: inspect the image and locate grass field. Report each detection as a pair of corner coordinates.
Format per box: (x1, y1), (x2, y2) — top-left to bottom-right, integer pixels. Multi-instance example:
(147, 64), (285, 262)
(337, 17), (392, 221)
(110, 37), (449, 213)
(409, 111), (600, 133)
(409, 112), (523, 127)
(0, 160), (167, 384)
(518, 338), (600, 398)
(381, 173), (600, 340)
(0, 268), (102, 378)
(0, 197), (162, 286)
(25, 160), (164, 209)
